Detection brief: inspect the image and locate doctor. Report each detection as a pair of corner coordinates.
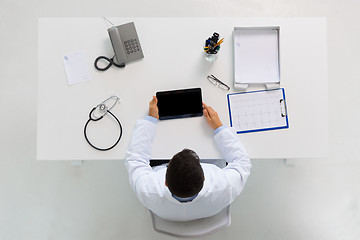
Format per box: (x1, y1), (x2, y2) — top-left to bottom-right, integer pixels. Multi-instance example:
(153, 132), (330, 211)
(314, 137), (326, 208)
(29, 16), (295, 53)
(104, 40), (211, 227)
(125, 96), (252, 221)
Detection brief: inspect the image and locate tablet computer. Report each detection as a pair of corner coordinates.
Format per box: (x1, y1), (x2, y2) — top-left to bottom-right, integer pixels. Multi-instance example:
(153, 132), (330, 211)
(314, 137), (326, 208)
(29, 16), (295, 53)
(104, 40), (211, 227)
(156, 88), (203, 120)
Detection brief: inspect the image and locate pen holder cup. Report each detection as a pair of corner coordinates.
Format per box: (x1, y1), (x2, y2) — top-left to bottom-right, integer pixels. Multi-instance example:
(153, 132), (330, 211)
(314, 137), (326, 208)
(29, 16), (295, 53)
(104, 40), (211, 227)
(204, 51), (218, 62)
(203, 44), (220, 62)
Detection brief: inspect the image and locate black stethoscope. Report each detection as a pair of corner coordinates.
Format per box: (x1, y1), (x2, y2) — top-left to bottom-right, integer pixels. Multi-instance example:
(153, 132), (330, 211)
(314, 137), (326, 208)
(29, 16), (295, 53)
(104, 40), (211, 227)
(84, 95), (122, 151)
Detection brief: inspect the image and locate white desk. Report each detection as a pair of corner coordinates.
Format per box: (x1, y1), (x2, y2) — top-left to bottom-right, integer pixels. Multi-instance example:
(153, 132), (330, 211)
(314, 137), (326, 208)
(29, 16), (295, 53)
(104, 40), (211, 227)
(37, 18), (328, 160)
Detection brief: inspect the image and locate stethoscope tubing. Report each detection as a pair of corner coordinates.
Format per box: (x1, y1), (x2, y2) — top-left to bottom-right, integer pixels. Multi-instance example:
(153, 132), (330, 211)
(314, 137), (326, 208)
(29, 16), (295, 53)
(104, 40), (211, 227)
(84, 107), (122, 151)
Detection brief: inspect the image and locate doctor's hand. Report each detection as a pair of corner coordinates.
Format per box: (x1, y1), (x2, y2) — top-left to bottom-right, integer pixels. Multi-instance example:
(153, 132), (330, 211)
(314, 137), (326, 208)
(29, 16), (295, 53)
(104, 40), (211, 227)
(203, 103), (223, 130)
(149, 96), (159, 119)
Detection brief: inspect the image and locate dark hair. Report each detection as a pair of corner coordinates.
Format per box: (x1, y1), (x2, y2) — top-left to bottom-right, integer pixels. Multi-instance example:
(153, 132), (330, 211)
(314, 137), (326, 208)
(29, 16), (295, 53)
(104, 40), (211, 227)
(166, 149), (204, 198)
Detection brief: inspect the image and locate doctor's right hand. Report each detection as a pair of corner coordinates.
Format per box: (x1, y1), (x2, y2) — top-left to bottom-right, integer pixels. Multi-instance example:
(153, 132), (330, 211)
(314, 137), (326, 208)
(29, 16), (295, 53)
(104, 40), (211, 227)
(203, 103), (223, 130)
(149, 96), (159, 119)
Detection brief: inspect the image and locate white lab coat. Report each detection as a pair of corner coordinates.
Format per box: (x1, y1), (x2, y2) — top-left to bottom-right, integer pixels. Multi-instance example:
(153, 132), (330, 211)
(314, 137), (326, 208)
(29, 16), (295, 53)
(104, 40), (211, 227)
(125, 119), (251, 221)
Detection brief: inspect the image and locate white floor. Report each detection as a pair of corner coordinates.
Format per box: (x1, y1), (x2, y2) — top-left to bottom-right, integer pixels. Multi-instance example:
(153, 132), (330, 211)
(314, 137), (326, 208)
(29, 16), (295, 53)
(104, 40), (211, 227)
(1, 1), (360, 239)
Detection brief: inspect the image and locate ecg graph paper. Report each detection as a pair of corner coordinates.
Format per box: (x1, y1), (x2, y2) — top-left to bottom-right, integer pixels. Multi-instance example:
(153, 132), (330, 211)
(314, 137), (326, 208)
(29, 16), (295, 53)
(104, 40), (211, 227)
(228, 89), (288, 134)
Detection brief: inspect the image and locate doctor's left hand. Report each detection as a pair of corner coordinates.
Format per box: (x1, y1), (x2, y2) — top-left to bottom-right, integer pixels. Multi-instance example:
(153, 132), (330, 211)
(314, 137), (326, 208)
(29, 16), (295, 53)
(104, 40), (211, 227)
(149, 96), (159, 119)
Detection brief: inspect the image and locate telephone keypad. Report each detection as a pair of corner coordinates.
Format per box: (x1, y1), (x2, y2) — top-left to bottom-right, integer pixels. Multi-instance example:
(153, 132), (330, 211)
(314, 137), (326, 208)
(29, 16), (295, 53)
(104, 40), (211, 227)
(124, 39), (140, 55)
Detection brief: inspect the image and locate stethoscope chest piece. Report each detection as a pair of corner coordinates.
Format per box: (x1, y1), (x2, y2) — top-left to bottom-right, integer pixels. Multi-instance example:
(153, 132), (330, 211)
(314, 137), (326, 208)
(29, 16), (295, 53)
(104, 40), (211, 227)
(84, 95), (122, 151)
(99, 104), (106, 111)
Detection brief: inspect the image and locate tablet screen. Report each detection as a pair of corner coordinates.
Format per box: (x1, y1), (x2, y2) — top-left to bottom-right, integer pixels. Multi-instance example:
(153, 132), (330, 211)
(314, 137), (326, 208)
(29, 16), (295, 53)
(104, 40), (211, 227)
(156, 88), (203, 120)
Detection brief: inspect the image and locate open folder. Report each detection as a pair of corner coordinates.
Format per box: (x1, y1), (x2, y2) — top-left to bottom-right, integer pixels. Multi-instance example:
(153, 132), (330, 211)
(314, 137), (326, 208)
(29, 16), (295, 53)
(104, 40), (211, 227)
(227, 88), (289, 134)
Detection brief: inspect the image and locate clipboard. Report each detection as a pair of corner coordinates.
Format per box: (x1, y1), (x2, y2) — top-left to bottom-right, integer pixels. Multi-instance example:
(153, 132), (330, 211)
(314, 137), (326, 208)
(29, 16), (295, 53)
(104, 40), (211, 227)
(227, 88), (289, 134)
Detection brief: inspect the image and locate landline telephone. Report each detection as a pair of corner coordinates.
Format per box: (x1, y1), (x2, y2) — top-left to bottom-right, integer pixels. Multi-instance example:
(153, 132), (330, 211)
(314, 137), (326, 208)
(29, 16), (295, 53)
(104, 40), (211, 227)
(94, 22), (144, 71)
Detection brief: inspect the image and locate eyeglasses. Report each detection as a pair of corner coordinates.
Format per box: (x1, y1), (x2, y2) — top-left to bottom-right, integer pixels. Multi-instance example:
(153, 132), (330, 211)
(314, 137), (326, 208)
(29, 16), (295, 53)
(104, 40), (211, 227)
(207, 75), (230, 91)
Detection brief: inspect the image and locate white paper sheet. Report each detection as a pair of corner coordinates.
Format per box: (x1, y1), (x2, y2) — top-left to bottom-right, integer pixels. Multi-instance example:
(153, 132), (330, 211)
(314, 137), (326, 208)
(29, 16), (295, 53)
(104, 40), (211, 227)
(63, 51), (91, 85)
(234, 28), (280, 84)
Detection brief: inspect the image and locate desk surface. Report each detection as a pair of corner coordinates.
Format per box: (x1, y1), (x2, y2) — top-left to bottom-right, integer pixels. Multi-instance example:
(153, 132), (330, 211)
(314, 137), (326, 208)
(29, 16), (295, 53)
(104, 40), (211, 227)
(37, 17), (328, 160)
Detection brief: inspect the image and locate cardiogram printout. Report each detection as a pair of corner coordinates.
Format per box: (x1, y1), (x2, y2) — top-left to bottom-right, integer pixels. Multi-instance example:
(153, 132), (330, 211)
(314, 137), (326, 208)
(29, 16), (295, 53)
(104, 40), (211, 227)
(227, 88), (289, 134)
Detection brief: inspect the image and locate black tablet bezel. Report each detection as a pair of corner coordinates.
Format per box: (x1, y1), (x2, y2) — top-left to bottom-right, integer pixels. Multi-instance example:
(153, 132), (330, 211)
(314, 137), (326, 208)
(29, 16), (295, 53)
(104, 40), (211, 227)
(156, 88), (203, 120)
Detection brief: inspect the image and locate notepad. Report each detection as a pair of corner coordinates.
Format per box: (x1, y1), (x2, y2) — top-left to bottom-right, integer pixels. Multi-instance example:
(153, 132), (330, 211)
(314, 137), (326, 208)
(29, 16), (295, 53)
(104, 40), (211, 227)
(227, 88), (288, 134)
(63, 51), (91, 85)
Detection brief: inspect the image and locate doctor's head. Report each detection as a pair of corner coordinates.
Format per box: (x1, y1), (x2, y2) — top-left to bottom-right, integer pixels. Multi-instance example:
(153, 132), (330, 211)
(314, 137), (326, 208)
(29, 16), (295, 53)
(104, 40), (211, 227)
(165, 149), (205, 198)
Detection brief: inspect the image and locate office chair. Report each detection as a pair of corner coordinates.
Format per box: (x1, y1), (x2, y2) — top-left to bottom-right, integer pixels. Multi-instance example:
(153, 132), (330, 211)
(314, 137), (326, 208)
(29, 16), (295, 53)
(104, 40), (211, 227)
(150, 159), (230, 237)
(150, 205), (231, 238)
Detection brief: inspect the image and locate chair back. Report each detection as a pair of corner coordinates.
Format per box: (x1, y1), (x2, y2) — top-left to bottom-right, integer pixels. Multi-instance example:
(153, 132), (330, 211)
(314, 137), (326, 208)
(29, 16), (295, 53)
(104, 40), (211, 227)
(150, 205), (231, 237)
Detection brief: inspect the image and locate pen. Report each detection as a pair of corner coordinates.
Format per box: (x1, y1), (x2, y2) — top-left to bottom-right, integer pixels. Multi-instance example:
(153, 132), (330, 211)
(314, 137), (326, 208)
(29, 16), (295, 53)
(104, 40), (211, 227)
(213, 38), (224, 48)
(204, 33), (223, 55)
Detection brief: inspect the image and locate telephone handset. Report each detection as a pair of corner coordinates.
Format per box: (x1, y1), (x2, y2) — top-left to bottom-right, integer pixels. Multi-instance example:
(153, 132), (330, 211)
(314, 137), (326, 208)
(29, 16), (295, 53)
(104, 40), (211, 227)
(95, 22), (144, 71)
